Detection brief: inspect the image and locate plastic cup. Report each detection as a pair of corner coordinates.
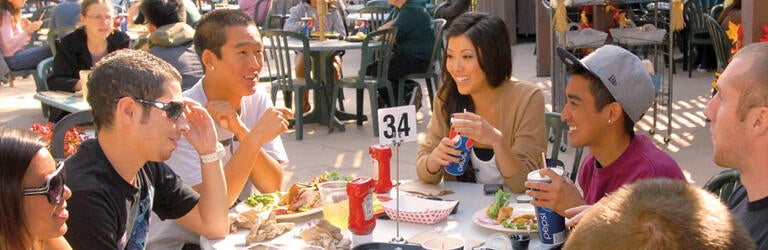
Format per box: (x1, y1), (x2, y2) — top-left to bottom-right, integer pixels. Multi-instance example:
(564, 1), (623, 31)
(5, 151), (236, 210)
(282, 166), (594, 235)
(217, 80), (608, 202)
(421, 236), (464, 250)
(317, 181), (349, 229)
(79, 70), (92, 100)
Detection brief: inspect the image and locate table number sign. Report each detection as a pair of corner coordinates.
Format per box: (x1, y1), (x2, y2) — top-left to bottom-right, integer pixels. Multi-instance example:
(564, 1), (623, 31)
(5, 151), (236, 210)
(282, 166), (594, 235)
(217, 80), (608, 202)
(377, 105), (417, 145)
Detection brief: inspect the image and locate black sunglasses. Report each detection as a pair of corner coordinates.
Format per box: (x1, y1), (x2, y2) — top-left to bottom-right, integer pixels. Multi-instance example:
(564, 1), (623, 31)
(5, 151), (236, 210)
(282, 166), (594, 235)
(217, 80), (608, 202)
(115, 97), (185, 120)
(23, 161), (66, 205)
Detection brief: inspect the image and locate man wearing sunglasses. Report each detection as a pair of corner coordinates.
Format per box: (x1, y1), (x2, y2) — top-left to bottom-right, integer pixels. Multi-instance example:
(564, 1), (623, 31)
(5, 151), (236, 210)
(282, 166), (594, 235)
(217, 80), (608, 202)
(147, 9), (294, 249)
(63, 49), (230, 249)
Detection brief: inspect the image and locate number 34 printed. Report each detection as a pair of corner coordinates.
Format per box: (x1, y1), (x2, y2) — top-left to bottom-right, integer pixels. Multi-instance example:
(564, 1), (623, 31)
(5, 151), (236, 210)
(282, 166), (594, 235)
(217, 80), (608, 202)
(377, 105), (417, 145)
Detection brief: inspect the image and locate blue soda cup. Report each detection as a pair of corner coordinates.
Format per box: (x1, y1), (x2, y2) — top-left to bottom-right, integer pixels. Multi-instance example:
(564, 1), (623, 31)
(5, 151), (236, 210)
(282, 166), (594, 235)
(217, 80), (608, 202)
(300, 17), (312, 37)
(357, 18), (369, 35)
(445, 128), (473, 176)
(527, 168), (566, 247)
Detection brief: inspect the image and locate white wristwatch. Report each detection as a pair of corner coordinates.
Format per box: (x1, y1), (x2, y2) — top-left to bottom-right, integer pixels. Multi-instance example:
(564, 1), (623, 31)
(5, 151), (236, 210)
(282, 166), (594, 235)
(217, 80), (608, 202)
(200, 142), (226, 164)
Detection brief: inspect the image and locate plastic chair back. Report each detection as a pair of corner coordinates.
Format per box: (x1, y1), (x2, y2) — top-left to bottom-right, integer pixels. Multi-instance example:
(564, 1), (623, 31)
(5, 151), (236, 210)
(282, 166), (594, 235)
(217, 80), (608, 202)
(35, 57), (54, 92)
(396, 18), (445, 110)
(703, 169), (741, 203)
(357, 6), (390, 32)
(545, 112), (584, 181)
(358, 28), (397, 85)
(703, 14), (730, 72)
(683, 0), (712, 77)
(365, 0), (389, 7)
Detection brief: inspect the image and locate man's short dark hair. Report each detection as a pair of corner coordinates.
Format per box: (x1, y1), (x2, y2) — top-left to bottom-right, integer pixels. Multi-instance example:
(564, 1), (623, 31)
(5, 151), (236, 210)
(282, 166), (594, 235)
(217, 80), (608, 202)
(140, 0), (186, 27)
(193, 9), (255, 60)
(571, 67), (635, 137)
(87, 50), (182, 129)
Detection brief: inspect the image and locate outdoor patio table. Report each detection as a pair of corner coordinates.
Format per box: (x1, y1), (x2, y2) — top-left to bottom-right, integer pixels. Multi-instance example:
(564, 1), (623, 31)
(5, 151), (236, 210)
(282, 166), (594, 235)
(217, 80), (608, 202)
(34, 91), (90, 113)
(201, 181), (544, 249)
(263, 38), (381, 132)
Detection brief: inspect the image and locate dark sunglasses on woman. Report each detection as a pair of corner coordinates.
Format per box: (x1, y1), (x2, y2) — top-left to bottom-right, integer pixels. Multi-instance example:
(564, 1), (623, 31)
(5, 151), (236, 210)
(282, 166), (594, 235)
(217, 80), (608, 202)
(23, 161), (66, 205)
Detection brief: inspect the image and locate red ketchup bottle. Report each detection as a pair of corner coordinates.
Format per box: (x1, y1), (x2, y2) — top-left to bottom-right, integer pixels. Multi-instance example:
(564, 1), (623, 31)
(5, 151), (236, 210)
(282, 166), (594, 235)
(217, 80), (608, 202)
(347, 177), (376, 246)
(369, 144), (393, 194)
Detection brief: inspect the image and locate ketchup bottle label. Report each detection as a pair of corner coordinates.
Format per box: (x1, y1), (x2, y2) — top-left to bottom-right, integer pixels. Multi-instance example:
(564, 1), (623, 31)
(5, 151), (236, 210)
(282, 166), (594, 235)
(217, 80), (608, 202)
(363, 193), (374, 220)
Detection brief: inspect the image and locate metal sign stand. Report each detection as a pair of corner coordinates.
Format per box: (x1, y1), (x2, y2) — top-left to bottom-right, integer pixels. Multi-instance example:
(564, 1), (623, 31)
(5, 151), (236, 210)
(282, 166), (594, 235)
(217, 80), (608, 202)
(390, 135), (405, 244)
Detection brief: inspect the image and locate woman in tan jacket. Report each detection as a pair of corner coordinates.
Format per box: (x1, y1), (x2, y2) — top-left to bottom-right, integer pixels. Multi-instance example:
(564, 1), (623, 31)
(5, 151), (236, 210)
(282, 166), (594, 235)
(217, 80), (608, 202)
(416, 12), (546, 192)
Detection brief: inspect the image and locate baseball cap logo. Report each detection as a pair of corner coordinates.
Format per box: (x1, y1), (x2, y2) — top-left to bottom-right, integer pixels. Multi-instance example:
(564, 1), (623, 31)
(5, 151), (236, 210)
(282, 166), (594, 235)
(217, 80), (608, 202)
(608, 75), (617, 86)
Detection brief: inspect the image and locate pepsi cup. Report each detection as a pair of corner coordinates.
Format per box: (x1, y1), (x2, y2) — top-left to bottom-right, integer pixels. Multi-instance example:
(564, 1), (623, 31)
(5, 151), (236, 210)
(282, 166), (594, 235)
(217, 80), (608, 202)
(527, 168), (566, 247)
(357, 18), (369, 35)
(117, 13), (128, 32)
(300, 17), (312, 37)
(445, 128), (473, 176)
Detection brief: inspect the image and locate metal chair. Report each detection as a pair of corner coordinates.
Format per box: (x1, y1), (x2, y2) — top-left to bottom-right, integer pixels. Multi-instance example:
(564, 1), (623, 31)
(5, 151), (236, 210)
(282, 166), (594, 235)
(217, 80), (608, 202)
(357, 6), (390, 32)
(703, 14), (730, 73)
(683, 0), (713, 78)
(261, 30), (319, 140)
(34, 57), (55, 118)
(331, 27), (397, 137)
(545, 112), (584, 182)
(703, 169), (741, 203)
(395, 18), (446, 111)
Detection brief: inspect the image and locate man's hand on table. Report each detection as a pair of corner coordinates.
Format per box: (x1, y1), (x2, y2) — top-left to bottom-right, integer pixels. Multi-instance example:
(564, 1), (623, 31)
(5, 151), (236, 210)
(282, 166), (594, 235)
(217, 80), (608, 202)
(524, 168), (585, 216)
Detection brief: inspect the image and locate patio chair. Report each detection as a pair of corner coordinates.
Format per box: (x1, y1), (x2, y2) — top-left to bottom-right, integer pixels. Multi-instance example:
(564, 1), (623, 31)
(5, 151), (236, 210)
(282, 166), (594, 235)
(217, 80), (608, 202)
(357, 6), (390, 32)
(50, 110), (94, 160)
(703, 14), (730, 73)
(365, 0), (389, 7)
(395, 18), (446, 111)
(703, 168), (741, 203)
(545, 112), (584, 181)
(34, 57), (55, 118)
(261, 30), (319, 140)
(683, 0), (712, 78)
(331, 27), (397, 137)
(0, 48), (35, 88)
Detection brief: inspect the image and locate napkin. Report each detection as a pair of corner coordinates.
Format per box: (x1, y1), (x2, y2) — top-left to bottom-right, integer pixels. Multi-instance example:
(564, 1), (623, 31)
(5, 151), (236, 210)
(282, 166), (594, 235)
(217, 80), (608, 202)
(408, 231), (483, 250)
(399, 180), (454, 197)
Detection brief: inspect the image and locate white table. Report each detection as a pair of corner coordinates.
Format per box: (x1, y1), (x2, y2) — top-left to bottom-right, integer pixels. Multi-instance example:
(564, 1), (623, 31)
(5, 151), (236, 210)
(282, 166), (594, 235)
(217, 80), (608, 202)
(202, 181), (545, 249)
(34, 91), (90, 113)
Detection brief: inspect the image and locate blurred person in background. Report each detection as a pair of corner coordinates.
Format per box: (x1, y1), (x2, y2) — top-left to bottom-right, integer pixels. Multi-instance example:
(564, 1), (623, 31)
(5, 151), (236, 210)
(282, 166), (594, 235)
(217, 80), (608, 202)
(47, 0), (130, 122)
(140, 0), (203, 90)
(284, 0), (346, 112)
(0, 0), (52, 71)
(416, 12), (546, 193)
(0, 125), (72, 250)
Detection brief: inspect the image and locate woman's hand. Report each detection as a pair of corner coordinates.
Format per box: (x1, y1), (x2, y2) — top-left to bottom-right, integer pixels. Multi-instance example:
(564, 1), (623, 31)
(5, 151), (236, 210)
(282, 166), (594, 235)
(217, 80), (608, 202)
(22, 19), (43, 35)
(451, 112), (503, 146)
(426, 137), (462, 173)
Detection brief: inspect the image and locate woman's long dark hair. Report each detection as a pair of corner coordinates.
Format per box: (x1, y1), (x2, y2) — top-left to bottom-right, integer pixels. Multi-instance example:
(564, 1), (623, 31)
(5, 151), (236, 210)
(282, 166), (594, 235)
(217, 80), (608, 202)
(437, 12), (511, 182)
(0, 126), (47, 249)
(0, 0), (22, 26)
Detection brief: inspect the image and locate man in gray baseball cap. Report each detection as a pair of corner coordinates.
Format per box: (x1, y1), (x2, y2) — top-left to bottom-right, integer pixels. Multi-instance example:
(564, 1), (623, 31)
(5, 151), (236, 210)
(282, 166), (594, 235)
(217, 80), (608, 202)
(525, 45), (685, 217)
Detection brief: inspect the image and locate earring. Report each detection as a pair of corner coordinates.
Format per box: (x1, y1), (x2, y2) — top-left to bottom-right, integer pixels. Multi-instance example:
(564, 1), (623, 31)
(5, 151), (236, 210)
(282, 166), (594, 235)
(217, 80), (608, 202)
(210, 65), (215, 70)
(608, 119), (613, 124)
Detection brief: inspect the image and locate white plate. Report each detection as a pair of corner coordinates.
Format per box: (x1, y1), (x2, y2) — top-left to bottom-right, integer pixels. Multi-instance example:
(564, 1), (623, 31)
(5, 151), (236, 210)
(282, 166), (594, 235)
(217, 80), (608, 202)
(234, 193), (323, 220)
(472, 203), (538, 233)
(275, 206), (323, 220)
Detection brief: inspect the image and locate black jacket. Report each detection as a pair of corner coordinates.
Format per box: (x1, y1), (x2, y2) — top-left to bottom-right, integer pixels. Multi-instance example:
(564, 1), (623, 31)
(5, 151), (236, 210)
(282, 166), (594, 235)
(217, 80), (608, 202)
(47, 27), (130, 92)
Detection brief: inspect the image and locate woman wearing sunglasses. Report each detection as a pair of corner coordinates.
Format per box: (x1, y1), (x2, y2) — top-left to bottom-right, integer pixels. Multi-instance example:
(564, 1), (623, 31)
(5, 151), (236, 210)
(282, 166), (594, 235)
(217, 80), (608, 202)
(0, 126), (72, 249)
